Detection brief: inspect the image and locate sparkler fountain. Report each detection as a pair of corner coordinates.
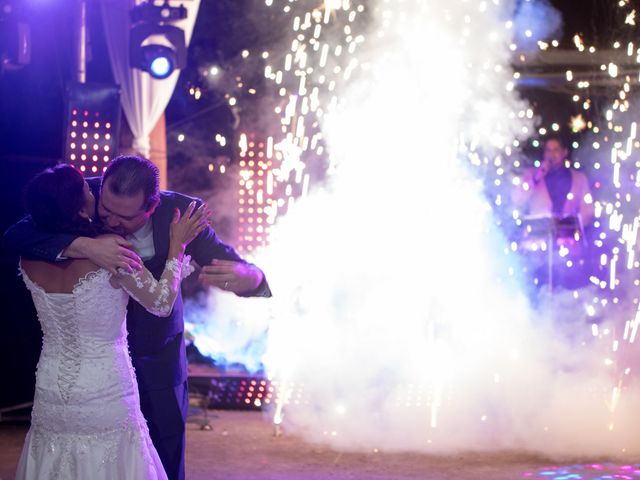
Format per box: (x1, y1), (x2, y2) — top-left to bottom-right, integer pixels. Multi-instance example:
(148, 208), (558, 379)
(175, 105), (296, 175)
(186, 0), (640, 458)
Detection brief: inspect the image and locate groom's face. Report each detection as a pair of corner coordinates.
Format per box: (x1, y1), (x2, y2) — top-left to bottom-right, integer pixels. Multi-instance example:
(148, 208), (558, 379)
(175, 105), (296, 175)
(98, 178), (155, 235)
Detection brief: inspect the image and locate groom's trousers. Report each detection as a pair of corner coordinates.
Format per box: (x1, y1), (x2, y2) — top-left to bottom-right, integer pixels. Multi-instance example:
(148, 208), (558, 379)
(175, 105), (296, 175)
(139, 381), (189, 480)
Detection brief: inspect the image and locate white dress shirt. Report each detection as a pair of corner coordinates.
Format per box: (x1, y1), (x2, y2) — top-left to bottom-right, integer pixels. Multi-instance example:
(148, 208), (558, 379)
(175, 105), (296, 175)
(127, 219), (155, 261)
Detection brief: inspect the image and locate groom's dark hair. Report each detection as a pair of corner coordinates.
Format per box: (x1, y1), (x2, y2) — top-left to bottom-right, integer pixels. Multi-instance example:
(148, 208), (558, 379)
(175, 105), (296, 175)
(102, 155), (160, 211)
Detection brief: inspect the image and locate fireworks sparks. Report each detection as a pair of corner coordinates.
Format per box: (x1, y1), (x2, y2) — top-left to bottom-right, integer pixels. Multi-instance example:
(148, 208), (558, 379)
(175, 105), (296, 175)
(506, 0), (640, 439)
(185, 0), (640, 456)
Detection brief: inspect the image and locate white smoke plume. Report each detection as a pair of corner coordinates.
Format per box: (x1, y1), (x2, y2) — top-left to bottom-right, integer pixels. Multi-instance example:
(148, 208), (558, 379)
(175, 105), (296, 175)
(512, 0), (563, 52)
(188, 0), (640, 457)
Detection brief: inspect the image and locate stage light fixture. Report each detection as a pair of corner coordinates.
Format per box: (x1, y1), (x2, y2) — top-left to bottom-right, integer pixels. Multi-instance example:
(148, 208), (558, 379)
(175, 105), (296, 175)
(236, 133), (277, 254)
(189, 375), (275, 410)
(64, 83), (121, 175)
(129, 1), (187, 80)
(147, 47), (172, 78)
(130, 0), (187, 23)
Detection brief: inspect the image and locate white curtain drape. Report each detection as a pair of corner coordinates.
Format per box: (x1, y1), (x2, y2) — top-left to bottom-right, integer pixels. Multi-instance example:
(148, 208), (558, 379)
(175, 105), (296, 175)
(100, 0), (200, 157)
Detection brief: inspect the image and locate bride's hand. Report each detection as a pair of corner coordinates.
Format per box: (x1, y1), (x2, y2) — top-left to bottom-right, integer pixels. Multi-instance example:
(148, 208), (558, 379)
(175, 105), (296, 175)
(80, 235), (142, 274)
(169, 201), (210, 252)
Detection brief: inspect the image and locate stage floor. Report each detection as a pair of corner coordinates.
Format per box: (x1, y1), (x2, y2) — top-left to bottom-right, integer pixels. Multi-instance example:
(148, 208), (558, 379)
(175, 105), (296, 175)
(0, 409), (636, 479)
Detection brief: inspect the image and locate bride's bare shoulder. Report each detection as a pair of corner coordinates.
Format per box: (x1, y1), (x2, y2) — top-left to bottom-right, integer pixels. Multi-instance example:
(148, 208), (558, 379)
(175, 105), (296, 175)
(21, 258), (99, 273)
(20, 258), (102, 293)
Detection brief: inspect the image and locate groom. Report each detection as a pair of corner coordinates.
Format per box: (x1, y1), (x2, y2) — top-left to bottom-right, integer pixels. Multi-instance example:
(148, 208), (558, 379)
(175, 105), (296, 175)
(4, 155), (271, 480)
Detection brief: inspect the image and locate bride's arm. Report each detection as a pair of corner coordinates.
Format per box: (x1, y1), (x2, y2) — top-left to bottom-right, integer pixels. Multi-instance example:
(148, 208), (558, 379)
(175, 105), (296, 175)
(112, 202), (209, 317)
(113, 257), (192, 317)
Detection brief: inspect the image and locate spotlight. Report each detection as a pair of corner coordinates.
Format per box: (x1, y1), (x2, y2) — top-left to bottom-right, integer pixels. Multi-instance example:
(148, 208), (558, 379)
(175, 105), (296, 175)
(129, 1), (187, 80)
(130, 23), (186, 80)
(148, 48), (172, 78)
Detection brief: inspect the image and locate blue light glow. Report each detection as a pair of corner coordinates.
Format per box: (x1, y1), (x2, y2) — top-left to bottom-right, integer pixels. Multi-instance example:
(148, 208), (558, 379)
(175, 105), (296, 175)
(523, 463), (640, 479)
(149, 56), (172, 79)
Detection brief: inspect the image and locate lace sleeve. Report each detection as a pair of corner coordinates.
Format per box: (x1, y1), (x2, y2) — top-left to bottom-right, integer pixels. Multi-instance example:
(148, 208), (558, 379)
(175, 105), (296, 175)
(115, 255), (195, 317)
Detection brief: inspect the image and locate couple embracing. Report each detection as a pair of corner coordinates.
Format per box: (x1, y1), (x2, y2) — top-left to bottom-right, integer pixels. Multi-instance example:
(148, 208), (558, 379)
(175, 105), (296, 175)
(4, 155), (271, 479)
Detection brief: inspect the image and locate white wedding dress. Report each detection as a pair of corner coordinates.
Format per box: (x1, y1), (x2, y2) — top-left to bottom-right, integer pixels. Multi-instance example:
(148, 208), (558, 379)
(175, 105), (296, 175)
(15, 257), (192, 480)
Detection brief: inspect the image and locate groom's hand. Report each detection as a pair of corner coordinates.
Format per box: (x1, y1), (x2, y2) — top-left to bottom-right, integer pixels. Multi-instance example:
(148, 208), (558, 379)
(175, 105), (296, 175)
(64, 235), (142, 274)
(199, 259), (263, 294)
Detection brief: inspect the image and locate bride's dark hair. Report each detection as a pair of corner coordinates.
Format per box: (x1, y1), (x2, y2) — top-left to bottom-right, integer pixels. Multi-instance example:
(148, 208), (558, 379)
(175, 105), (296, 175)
(25, 164), (105, 237)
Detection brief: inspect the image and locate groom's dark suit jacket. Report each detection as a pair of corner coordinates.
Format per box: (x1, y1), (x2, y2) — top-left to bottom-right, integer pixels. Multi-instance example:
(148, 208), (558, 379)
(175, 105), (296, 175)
(4, 177), (271, 398)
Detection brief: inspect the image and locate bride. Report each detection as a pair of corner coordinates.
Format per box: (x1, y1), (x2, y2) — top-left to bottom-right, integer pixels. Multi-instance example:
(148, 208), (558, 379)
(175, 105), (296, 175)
(15, 164), (208, 479)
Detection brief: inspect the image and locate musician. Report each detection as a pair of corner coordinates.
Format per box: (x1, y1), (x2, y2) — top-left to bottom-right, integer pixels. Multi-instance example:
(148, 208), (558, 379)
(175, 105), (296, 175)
(512, 135), (594, 228)
(512, 135), (595, 290)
